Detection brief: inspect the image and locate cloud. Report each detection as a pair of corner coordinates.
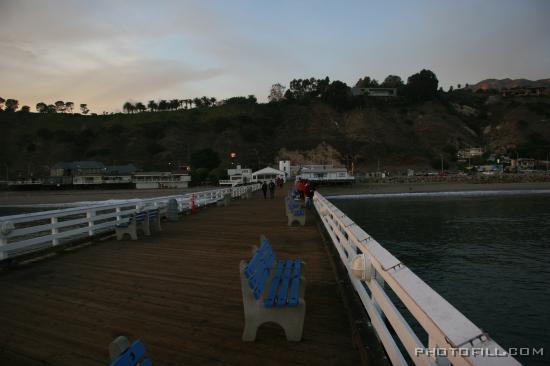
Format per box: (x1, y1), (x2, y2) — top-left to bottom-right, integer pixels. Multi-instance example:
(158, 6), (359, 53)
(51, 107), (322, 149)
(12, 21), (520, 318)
(0, 0), (549, 111)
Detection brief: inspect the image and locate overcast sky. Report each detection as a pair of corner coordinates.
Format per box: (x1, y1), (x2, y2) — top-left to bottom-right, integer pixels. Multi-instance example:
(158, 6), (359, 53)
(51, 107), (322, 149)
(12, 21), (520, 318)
(1, 0), (549, 113)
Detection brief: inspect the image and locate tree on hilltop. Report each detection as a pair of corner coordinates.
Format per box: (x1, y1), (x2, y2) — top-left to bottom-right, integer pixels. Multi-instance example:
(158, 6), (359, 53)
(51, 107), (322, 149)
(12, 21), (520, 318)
(355, 76), (379, 88)
(135, 102), (146, 113)
(147, 100), (157, 112)
(381, 75), (403, 88)
(80, 104), (90, 114)
(55, 100), (66, 113)
(405, 69), (439, 101)
(268, 83), (286, 102)
(65, 101), (74, 113)
(4, 99), (19, 112)
(123, 101), (135, 114)
(36, 102), (48, 113)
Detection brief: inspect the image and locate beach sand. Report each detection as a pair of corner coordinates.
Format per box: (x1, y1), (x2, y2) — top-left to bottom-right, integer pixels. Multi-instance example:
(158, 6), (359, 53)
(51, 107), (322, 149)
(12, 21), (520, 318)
(2, 181), (550, 206)
(0, 186), (218, 206)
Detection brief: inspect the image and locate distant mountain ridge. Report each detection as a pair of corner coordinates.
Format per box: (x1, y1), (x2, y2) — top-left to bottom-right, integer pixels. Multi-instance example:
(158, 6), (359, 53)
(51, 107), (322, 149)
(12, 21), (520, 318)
(468, 78), (550, 90)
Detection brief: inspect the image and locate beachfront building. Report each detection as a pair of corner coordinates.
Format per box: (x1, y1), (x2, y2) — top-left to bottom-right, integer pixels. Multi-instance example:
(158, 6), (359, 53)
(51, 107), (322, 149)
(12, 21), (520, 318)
(132, 172), (191, 189)
(297, 165), (355, 183)
(220, 165), (252, 186)
(51, 161), (106, 177)
(351, 87), (397, 97)
(251, 167), (286, 183)
(457, 147), (483, 162)
(279, 160), (291, 179)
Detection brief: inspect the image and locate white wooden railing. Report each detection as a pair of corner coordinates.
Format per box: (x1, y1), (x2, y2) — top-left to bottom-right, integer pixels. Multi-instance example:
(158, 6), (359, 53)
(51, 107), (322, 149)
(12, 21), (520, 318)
(0, 184), (260, 260)
(313, 192), (521, 366)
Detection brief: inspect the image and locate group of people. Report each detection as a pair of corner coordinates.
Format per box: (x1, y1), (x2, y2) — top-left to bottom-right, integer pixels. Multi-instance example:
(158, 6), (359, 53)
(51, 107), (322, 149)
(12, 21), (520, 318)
(261, 180), (276, 199)
(260, 177), (315, 207)
(295, 178), (315, 208)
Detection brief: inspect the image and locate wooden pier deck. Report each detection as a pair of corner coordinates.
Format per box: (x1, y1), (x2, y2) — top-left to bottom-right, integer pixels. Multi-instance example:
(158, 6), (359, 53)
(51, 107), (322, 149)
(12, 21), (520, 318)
(0, 186), (361, 365)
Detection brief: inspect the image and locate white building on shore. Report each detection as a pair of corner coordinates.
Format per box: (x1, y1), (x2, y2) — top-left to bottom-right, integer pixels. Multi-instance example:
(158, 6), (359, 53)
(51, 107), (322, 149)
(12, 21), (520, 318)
(132, 172), (191, 189)
(251, 167), (286, 183)
(297, 165), (355, 183)
(219, 165), (252, 186)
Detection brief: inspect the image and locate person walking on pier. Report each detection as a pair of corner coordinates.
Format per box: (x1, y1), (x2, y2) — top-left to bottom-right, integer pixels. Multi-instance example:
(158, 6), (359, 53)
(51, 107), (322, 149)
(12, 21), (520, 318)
(261, 181), (268, 199)
(268, 180), (275, 199)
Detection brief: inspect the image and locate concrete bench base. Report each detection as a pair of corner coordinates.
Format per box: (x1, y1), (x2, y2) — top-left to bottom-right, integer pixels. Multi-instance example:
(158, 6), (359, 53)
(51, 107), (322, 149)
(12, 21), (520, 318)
(288, 212), (306, 226)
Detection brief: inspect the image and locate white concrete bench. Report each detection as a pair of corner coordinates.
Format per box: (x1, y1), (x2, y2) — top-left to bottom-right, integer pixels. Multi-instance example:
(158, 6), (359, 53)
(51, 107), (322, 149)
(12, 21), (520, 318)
(115, 208), (160, 240)
(240, 235), (306, 341)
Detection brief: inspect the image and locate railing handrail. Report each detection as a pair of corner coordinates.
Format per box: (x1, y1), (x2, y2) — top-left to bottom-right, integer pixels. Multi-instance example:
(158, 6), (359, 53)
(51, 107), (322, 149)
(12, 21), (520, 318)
(313, 191), (521, 366)
(0, 184), (260, 260)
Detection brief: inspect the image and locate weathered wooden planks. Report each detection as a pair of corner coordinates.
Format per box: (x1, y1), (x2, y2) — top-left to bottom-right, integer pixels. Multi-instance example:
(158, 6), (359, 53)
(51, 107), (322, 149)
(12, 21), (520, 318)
(0, 185), (361, 365)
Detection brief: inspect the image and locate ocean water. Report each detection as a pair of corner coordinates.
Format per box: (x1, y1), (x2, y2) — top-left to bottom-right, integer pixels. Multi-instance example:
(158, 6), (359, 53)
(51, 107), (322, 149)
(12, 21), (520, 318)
(330, 192), (550, 366)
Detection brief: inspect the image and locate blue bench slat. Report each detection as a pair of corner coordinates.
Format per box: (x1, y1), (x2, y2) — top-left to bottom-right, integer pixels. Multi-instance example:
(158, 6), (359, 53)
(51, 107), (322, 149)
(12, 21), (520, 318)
(135, 212), (147, 222)
(115, 221), (130, 228)
(254, 251), (275, 298)
(264, 260), (284, 308)
(249, 250), (276, 299)
(288, 260), (302, 307)
(293, 259), (301, 278)
(244, 242), (268, 278)
(253, 267), (270, 299)
(110, 340), (147, 366)
(276, 260), (294, 307)
(288, 276), (300, 307)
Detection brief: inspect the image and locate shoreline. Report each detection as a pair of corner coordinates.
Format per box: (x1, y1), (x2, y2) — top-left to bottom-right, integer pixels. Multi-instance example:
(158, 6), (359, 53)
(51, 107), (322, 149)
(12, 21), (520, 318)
(0, 186), (218, 206)
(318, 181), (550, 196)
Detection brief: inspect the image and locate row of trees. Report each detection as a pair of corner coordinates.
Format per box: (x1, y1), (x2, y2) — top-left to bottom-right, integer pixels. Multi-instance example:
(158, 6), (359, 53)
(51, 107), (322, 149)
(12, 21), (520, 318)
(0, 97), (28, 112)
(267, 69), (440, 107)
(122, 95), (260, 114)
(123, 96), (218, 114)
(36, 101), (90, 114)
(0, 98), (90, 114)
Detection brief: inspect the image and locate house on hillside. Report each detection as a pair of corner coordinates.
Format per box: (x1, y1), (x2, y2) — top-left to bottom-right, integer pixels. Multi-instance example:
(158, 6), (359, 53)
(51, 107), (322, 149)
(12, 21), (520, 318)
(501, 87), (549, 97)
(351, 87), (397, 97)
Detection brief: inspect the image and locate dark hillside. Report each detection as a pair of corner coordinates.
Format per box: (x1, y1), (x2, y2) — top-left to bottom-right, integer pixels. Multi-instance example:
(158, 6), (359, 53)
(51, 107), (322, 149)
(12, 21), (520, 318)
(1, 93), (550, 177)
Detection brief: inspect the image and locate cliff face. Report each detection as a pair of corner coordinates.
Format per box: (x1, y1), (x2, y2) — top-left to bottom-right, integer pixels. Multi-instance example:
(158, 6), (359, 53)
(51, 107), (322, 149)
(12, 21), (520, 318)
(1, 93), (549, 177)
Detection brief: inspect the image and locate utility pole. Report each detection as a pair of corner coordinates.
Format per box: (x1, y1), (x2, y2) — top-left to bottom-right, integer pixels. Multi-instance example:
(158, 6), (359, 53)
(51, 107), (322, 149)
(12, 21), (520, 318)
(440, 154), (444, 173)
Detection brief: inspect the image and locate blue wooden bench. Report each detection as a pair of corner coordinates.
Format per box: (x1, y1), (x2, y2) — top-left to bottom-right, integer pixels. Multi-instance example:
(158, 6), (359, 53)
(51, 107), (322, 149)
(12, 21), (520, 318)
(115, 209), (155, 240)
(285, 195), (305, 226)
(109, 336), (151, 366)
(240, 235), (306, 341)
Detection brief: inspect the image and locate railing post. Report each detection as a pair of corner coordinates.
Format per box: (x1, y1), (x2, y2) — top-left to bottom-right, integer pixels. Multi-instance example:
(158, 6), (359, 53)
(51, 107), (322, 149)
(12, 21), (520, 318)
(87, 210), (95, 236)
(116, 207), (122, 221)
(0, 235), (6, 260)
(51, 216), (59, 246)
(429, 336), (451, 366)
